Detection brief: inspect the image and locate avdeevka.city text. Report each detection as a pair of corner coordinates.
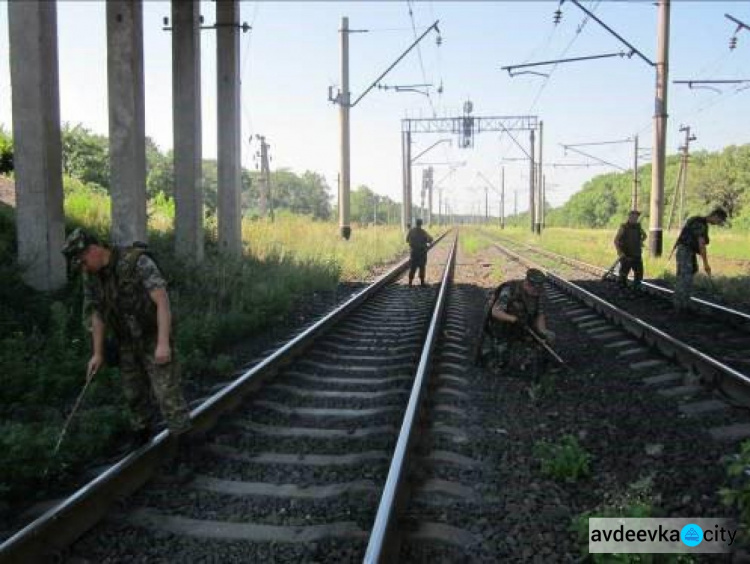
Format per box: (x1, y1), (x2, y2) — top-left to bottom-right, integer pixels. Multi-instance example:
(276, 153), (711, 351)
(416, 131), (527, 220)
(591, 524), (736, 545)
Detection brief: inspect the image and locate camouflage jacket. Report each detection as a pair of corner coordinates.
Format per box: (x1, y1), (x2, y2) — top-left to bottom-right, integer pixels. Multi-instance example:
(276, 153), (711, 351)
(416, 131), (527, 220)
(614, 222), (646, 258)
(83, 247), (166, 343)
(486, 280), (545, 337)
(406, 227), (433, 254)
(676, 216), (709, 254)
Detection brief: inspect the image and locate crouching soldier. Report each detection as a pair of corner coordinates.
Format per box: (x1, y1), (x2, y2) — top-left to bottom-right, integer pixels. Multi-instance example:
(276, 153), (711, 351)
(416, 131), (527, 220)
(479, 268), (555, 375)
(62, 228), (196, 479)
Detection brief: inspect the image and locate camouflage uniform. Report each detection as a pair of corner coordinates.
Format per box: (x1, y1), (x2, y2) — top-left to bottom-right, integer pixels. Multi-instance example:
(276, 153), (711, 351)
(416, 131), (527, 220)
(406, 223), (434, 286)
(673, 216), (708, 312)
(482, 278), (552, 374)
(614, 221), (646, 289)
(82, 246), (191, 436)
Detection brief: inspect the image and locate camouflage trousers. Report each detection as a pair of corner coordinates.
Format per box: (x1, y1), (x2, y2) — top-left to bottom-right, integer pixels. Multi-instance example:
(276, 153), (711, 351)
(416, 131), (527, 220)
(673, 245), (697, 312)
(119, 341), (191, 436)
(481, 330), (556, 376)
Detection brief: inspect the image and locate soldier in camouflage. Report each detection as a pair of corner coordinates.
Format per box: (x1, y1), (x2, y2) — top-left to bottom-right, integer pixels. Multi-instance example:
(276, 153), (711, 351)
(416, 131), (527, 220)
(613, 210), (647, 291)
(406, 218), (434, 287)
(672, 207), (727, 313)
(62, 229), (192, 447)
(481, 268), (555, 374)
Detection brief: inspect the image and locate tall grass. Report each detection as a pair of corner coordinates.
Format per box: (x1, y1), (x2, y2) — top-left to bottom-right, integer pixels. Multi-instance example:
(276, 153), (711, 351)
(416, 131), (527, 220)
(243, 212), (406, 281)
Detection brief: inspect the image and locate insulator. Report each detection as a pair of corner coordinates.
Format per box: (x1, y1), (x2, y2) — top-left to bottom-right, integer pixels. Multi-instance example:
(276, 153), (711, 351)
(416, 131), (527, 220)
(729, 36), (738, 50)
(553, 9), (562, 25)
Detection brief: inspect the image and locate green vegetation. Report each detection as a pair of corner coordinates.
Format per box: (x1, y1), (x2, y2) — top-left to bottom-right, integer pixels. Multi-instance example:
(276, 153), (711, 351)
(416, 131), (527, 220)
(533, 434), (591, 481)
(0, 126), (13, 174)
(0, 124), (413, 507)
(571, 476), (695, 563)
(720, 440), (750, 538)
(459, 231), (486, 255)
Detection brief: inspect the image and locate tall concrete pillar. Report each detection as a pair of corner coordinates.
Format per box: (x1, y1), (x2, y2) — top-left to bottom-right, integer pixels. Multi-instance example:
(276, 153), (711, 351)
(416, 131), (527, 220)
(172, 0), (203, 262)
(401, 129), (412, 232)
(8, 1), (66, 291)
(107, 0), (147, 245)
(216, 0), (242, 256)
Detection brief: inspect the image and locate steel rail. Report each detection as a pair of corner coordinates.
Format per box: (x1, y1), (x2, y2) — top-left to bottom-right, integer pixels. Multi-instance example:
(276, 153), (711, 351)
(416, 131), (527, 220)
(0, 230), (452, 564)
(364, 233), (458, 563)
(492, 242), (750, 399)
(497, 236), (750, 330)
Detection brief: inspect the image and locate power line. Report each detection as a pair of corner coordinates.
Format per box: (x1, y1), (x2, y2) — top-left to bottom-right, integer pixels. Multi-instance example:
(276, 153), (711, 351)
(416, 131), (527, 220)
(406, 0), (436, 117)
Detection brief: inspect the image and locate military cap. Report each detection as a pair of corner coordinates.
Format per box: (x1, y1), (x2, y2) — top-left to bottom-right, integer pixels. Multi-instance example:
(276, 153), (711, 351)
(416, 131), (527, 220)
(709, 207), (727, 222)
(525, 268), (546, 289)
(61, 228), (99, 266)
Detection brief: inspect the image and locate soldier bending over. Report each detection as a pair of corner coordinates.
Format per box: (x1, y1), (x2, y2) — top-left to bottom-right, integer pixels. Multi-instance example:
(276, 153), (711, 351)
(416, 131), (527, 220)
(62, 229), (195, 475)
(480, 268), (555, 374)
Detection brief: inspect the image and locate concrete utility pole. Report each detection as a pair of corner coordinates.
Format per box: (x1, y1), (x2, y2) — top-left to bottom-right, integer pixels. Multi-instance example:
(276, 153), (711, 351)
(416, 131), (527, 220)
(426, 166), (434, 226)
(437, 188), (442, 226)
(484, 186), (489, 222)
(529, 128), (536, 232)
(172, 0), (203, 262)
(631, 134), (639, 210)
(667, 125), (696, 230)
(107, 0), (147, 246)
(541, 174), (546, 228)
(678, 125), (695, 227)
(420, 168), (427, 220)
(402, 130), (412, 229)
(338, 17), (351, 240)
(500, 166), (505, 229)
(649, 0), (670, 257)
(535, 120), (543, 234)
(8, 0), (66, 291)
(216, 0), (242, 256)
(256, 135), (273, 221)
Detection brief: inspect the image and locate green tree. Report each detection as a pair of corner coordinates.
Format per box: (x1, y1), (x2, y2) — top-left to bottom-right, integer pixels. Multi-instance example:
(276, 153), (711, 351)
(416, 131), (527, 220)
(146, 142), (174, 199)
(0, 126), (13, 174)
(61, 123), (109, 189)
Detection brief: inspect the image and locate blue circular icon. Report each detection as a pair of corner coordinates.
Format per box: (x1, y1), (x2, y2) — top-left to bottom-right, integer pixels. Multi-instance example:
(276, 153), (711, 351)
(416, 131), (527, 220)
(681, 524), (703, 547)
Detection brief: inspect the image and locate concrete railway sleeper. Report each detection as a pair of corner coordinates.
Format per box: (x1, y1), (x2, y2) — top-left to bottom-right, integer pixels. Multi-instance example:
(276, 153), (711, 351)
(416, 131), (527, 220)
(0, 235), (460, 563)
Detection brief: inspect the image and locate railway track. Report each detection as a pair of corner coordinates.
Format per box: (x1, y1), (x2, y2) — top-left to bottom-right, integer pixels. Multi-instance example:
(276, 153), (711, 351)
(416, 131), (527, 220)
(0, 234), (477, 563)
(490, 237), (750, 415)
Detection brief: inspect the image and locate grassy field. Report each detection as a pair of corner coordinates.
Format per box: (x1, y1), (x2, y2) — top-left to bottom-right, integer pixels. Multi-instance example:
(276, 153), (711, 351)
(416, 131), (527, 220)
(478, 225), (750, 305)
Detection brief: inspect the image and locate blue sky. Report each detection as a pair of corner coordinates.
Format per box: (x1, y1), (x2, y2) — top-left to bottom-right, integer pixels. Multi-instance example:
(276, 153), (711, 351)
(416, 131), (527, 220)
(1, 1), (749, 216)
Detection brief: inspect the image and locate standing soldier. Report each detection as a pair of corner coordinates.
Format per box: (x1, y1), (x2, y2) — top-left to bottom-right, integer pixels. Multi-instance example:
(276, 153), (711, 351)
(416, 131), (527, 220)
(406, 218), (433, 287)
(672, 207), (727, 312)
(478, 268), (555, 373)
(613, 210), (647, 291)
(62, 229), (194, 473)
